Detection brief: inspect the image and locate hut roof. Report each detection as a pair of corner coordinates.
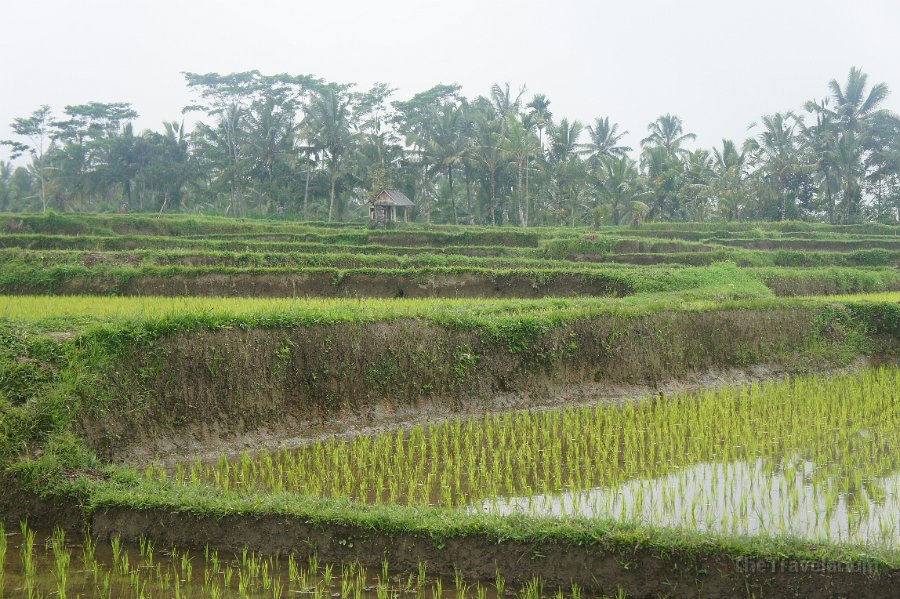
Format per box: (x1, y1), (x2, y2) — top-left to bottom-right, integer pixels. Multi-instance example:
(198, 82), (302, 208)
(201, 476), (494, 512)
(373, 189), (415, 207)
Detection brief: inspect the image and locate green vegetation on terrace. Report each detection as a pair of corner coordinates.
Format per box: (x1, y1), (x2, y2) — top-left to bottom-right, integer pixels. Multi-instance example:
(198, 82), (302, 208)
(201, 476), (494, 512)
(3, 522), (594, 599)
(5, 212), (890, 239)
(0, 286), (896, 581)
(0, 263), (789, 331)
(155, 368), (899, 548)
(21, 437), (900, 572)
(1, 214), (899, 581)
(0, 233), (539, 257)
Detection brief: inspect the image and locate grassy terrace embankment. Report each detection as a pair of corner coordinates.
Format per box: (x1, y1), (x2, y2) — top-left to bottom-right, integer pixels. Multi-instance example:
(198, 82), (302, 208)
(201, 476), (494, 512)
(0, 295), (898, 595)
(1, 214), (899, 597)
(0, 247), (897, 298)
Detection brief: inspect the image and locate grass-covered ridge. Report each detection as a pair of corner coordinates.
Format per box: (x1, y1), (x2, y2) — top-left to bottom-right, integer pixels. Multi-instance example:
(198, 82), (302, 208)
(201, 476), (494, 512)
(0, 216), (899, 595)
(0, 262), (896, 464)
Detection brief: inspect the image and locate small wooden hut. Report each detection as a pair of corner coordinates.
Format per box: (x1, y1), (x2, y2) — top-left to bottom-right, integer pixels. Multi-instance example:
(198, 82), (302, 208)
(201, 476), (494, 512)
(369, 189), (414, 225)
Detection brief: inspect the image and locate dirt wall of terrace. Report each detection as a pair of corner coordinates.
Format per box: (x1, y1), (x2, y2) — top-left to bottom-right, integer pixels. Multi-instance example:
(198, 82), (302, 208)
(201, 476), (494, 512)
(5, 271), (632, 299)
(77, 305), (888, 462)
(88, 505), (897, 599)
(3, 473), (894, 599)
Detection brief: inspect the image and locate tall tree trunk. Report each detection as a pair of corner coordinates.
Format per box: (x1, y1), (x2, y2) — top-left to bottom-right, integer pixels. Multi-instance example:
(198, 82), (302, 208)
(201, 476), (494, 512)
(39, 171), (47, 213)
(489, 170), (496, 226)
(465, 165), (474, 225)
(422, 166), (431, 224)
(449, 165), (458, 225)
(328, 176), (336, 222)
(524, 154), (530, 227)
(571, 190), (577, 227)
(303, 159), (312, 220)
(515, 157), (525, 226)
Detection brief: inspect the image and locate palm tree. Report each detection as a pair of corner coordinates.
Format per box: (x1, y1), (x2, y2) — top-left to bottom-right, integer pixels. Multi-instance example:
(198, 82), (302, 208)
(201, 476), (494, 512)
(806, 68), (898, 222)
(243, 94), (297, 211)
(547, 119), (584, 225)
(501, 113), (540, 226)
(581, 117), (631, 166)
(526, 94), (552, 153)
(680, 149), (715, 220)
(800, 99), (840, 222)
(712, 139), (751, 221)
(472, 101), (505, 225)
(547, 118), (583, 162)
(641, 114), (696, 157)
(490, 82), (526, 122)
(422, 103), (470, 224)
(304, 86), (353, 221)
(747, 112), (805, 220)
(594, 156), (648, 224)
(827, 67), (891, 133)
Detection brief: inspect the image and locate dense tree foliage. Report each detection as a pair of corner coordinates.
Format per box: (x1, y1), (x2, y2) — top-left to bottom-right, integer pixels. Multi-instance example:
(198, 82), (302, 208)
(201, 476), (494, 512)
(3, 68), (899, 224)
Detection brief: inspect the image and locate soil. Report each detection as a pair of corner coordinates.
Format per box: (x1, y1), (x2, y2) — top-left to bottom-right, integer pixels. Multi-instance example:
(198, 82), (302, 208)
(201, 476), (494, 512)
(85, 506), (897, 599)
(16, 271), (632, 299)
(74, 303), (894, 465)
(132, 360), (872, 468)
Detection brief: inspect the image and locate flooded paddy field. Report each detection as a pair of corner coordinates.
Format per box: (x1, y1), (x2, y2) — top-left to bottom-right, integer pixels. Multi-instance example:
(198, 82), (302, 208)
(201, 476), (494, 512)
(155, 368), (900, 550)
(1, 216), (899, 597)
(1, 523), (578, 599)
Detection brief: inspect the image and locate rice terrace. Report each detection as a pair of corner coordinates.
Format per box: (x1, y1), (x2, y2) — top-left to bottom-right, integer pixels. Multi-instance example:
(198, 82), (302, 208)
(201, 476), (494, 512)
(0, 212), (895, 599)
(2, 9), (900, 590)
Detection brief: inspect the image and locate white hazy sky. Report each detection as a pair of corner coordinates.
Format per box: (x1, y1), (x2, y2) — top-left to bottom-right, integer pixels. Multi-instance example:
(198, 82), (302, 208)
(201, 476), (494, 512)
(1, 0), (898, 160)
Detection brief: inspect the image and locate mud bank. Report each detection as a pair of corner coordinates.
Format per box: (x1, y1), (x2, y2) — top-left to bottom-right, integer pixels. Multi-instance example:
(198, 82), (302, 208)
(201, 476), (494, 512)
(87, 507), (896, 599)
(2, 270), (631, 299)
(2, 472), (893, 599)
(76, 304), (897, 461)
(135, 360), (880, 467)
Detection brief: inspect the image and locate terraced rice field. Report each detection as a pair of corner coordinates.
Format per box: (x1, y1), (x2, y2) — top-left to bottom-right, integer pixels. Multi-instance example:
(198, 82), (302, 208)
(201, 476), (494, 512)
(0, 214), (898, 598)
(155, 368), (899, 548)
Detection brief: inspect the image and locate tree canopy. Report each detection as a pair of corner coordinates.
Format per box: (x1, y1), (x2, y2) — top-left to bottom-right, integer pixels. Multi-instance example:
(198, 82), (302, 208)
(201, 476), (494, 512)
(2, 68), (899, 224)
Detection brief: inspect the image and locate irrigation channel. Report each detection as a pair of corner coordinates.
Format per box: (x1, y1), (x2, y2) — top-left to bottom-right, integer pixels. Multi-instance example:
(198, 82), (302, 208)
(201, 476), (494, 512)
(151, 368), (900, 551)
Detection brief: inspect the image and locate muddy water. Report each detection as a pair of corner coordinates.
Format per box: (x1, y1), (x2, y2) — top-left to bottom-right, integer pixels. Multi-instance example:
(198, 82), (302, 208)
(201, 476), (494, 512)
(162, 368), (900, 551)
(476, 458), (900, 549)
(0, 525), (542, 599)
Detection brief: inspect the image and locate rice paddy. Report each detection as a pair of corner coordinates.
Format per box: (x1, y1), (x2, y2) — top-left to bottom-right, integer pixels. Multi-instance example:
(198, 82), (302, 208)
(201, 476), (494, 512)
(151, 368), (900, 549)
(2, 215), (899, 596)
(0, 523), (612, 599)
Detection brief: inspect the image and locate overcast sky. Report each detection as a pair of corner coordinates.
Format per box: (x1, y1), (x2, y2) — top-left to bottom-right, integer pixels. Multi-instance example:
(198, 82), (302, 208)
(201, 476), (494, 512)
(2, 0), (898, 161)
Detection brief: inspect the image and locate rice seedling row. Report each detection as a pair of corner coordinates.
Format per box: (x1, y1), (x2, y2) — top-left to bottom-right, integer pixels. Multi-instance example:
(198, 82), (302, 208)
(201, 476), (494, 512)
(0, 522), (616, 599)
(153, 368), (900, 549)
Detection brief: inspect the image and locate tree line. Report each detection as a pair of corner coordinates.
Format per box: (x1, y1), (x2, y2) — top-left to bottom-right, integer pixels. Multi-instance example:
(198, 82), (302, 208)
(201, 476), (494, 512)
(2, 68), (899, 225)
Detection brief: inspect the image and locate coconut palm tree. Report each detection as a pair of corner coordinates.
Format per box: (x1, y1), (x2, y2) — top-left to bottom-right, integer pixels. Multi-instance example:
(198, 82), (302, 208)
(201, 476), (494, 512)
(501, 113), (540, 226)
(490, 82), (526, 122)
(547, 119), (584, 225)
(422, 103), (471, 224)
(526, 94), (552, 153)
(581, 117), (631, 166)
(680, 149), (715, 220)
(641, 114), (696, 157)
(303, 85), (353, 221)
(712, 139), (751, 221)
(805, 68), (898, 222)
(594, 156), (648, 224)
(747, 112), (806, 220)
